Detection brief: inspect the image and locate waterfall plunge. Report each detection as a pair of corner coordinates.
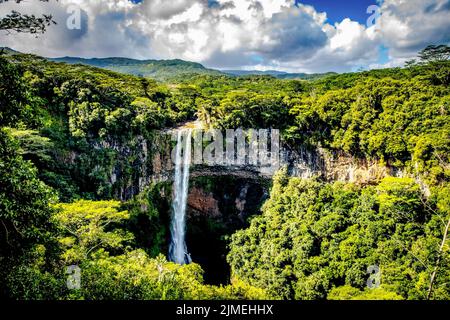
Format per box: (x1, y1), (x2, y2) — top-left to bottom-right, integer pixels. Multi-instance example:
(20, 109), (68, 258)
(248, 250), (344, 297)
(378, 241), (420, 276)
(169, 129), (192, 265)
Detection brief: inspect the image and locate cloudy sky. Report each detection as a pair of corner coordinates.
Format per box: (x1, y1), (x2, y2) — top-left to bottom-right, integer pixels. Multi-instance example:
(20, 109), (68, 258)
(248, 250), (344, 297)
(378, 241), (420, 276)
(1, 0), (449, 73)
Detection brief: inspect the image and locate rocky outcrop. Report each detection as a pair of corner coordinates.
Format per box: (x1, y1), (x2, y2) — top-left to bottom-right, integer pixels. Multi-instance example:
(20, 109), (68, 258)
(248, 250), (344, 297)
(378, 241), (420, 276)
(322, 151), (402, 183)
(187, 187), (221, 217)
(185, 176), (268, 284)
(84, 127), (403, 201)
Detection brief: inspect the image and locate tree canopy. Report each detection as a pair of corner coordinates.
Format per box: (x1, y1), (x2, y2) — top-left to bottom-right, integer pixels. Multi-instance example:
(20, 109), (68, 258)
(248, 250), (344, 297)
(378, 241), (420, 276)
(0, 0), (56, 34)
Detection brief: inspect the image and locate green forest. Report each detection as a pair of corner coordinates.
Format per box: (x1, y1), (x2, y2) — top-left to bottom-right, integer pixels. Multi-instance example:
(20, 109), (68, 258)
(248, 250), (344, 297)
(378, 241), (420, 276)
(1, 44), (449, 300)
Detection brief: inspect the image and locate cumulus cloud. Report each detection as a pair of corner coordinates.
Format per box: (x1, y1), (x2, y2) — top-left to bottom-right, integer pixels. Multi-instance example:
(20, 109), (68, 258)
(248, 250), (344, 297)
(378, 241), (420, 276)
(0, 0), (449, 72)
(283, 18), (381, 72)
(378, 0), (450, 61)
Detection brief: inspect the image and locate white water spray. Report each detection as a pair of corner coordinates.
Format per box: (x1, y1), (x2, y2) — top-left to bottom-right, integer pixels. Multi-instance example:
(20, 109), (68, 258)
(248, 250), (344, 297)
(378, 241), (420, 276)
(169, 129), (192, 264)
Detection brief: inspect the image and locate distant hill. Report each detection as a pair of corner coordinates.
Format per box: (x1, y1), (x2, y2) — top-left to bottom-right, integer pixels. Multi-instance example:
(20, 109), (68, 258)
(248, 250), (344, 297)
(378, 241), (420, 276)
(2, 47), (336, 81)
(50, 56), (335, 81)
(223, 69), (337, 80)
(49, 56), (223, 81)
(0, 47), (20, 55)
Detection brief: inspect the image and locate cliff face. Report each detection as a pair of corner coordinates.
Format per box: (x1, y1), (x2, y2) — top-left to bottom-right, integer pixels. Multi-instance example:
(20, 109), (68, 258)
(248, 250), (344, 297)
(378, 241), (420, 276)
(86, 129), (403, 201)
(86, 132), (174, 201)
(143, 133), (402, 186)
(185, 175), (268, 284)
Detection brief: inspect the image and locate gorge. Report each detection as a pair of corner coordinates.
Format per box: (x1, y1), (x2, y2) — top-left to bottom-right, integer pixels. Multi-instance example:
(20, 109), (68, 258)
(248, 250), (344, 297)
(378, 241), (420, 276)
(142, 125), (406, 284)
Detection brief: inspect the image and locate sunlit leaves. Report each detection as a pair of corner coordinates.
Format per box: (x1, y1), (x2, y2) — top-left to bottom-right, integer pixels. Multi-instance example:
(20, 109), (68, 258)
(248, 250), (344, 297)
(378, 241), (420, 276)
(53, 200), (133, 263)
(228, 175), (449, 300)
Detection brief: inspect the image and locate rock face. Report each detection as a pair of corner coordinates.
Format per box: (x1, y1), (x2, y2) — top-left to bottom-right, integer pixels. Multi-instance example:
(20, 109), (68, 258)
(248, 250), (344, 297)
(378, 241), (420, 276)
(187, 177), (267, 223)
(185, 176), (268, 284)
(187, 187), (221, 218)
(322, 151), (400, 183)
(85, 132), (174, 201)
(85, 129), (403, 201)
(146, 134), (402, 186)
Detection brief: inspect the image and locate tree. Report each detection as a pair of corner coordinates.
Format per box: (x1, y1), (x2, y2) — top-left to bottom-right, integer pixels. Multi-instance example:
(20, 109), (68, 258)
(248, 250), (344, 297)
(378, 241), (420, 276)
(404, 59), (417, 68)
(427, 186), (450, 299)
(328, 286), (403, 300)
(0, 128), (56, 260)
(54, 200), (133, 264)
(228, 173), (448, 300)
(418, 45), (450, 85)
(418, 45), (450, 63)
(0, 56), (28, 126)
(0, 0), (56, 34)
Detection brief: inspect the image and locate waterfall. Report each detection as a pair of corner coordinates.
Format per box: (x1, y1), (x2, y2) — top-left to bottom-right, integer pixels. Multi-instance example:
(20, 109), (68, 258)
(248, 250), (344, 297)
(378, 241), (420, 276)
(169, 129), (192, 265)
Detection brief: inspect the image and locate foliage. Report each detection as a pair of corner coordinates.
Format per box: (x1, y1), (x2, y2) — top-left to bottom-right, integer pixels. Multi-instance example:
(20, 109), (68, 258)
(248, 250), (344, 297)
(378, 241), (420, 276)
(0, 53), (198, 201)
(228, 171), (450, 300)
(51, 199), (267, 300)
(0, 56), (30, 126)
(124, 183), (172, 257)
(0, 128), (59, 297)
(1, 46), (450, 300)
(0, 0), (56, 34)
(9, 128), (54, 162)
(72, 250), (267, 300)
(0, 128), (56, 259)
(4, 244), (66, 299)
(418, 45), (450, 63)
(53, 200), (133, 264)
(328, 285), (403, 300)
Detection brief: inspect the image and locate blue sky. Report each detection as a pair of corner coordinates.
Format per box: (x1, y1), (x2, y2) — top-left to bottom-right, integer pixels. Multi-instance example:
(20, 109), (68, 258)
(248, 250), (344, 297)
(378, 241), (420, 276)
(297, 0), (380, 24)
(295, 0), (390, 71)
(1, 0), (449, 73)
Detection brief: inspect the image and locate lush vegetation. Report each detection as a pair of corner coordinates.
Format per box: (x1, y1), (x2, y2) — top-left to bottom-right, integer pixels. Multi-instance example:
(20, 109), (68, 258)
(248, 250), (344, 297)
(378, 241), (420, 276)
(0, 45), (449, 300)
(229, 171), (450, 300)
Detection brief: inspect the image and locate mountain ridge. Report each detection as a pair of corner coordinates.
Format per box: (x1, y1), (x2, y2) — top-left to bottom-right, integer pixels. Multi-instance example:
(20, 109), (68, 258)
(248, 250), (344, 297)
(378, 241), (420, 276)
(222, 69), (337, 80)
(49, 55), (223, 81)
(1, 47), (336, 81)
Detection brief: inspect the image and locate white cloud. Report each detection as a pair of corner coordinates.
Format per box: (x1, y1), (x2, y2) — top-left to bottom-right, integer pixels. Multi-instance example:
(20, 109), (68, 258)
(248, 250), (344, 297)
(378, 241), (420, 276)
(379, 0), (450, 59)
(0, 0), (448, 72)
(368, 57), (407, 70)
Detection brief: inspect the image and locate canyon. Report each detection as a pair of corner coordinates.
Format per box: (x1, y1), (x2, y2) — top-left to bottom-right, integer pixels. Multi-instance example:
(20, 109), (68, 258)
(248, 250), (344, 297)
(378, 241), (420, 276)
(84, 125), (405, 284)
